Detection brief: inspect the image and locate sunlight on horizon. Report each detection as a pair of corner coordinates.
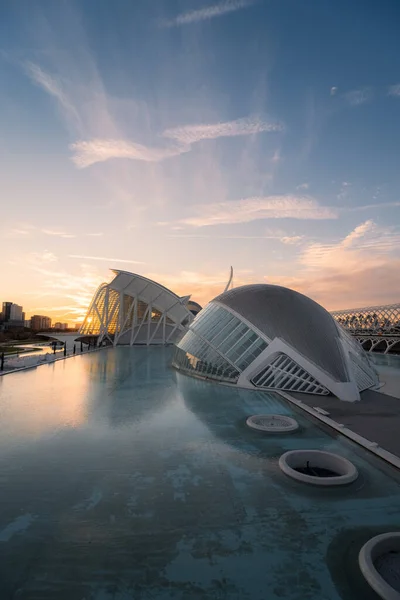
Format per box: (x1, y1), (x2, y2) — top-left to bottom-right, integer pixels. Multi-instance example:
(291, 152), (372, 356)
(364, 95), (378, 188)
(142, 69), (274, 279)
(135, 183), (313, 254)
(1, 0), (399, 319)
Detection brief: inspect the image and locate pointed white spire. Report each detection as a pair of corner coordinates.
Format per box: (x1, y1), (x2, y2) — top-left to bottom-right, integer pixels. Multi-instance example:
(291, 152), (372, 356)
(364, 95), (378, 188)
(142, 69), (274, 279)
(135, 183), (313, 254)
(223, 266), (234, 293)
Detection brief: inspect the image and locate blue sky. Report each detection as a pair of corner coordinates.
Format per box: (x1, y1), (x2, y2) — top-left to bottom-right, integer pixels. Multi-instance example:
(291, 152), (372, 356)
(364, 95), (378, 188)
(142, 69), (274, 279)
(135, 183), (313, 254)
(1, 0), (400, 323)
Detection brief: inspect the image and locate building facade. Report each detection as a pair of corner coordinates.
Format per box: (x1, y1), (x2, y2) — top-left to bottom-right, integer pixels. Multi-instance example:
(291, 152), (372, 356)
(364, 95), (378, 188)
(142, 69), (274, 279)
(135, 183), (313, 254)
(80, 270), (196, 346)
(0, 302), (25, 329)
(173, 284), (379, 402)
(31, 315), (52, 331)
(1, 302), (23, 322)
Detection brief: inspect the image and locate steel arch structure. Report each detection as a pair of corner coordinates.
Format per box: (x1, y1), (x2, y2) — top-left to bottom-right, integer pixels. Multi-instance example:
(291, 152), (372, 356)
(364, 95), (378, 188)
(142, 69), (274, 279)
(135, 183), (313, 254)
(356, 335), (400, 354)
(331, 304), (400, 335)
(80, 270), (194, 346)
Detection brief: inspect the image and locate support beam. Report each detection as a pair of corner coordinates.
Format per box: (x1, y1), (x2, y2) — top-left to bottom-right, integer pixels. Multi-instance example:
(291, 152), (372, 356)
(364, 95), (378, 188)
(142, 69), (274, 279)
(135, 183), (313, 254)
(132, 305), (150, 344)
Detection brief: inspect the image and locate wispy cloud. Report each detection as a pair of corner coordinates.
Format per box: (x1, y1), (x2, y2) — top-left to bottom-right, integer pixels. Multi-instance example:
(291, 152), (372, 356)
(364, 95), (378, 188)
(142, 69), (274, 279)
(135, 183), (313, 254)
(341, 219), (375, 247)
(272, 221), (400, 309)
(300, 220), (400, 270)
(346, 201), (400, 211)
(271, 148), (282, 164)
(4, 225), (106, 240)
(2, 224), (36, 239)
(388, 84), (400, 97)
(330, 86), (338, 96)
(180, 195), (337, 227)
(163, 116), (283, 145)
(70, 138), (189, 168)
(4, 228), (31, 239)
(167, 230), (305, 244)
(27, 251), (58, 265)
(68, 254), (145, 264)
(342, 87), (372, 106)
(161, 0), (255, 27)
(41, 228), (76, 238)
(10, 228), (29, 235)
(296, 183), (309, 190)
(71, 116), (282, 168)
(281, 236), (304, 245)
(25, 62), (82, 130)
(336, 181), (351, 202)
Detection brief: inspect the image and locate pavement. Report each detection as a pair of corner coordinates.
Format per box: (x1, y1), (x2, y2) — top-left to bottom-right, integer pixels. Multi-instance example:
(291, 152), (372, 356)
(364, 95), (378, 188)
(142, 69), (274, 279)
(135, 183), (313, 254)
(291, 388), (400, 458)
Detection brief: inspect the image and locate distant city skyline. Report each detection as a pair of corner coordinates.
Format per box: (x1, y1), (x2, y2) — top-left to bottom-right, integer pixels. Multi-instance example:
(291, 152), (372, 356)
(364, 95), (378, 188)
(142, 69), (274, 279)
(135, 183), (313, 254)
(0, 300), (75, 330)
(1, 0), (400, 322)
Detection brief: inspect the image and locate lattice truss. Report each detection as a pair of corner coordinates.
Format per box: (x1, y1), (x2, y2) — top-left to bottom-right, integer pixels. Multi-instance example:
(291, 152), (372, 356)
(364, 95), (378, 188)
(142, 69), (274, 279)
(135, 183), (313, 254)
(331, 304), (400, 335)
(251, 353), (330, 395)
(79, 271), (193, 346)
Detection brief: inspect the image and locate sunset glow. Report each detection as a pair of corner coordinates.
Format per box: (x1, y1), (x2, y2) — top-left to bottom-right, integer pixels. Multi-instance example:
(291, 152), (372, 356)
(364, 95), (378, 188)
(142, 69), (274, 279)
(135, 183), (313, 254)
(1, 1), (400, 320)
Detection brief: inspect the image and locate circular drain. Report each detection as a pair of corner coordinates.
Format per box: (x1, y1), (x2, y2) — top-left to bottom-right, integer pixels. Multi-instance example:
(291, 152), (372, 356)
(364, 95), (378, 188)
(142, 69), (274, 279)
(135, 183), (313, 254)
(246, 414), (299, 433)
(359, 533), (400, 599)
(279, 450), (358, 486)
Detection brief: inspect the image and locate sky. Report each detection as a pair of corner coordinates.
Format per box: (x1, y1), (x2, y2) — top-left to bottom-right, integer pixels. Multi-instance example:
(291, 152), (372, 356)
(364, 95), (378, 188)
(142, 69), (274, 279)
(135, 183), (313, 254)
(1, 0), (400, 324)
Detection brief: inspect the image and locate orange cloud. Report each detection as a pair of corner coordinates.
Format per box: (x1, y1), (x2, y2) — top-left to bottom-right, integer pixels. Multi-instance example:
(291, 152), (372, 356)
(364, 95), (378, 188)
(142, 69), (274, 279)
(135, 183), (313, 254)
(272, 259), (400, 311)
(272, 220), (400, 310)
(146, 269), (256, 308)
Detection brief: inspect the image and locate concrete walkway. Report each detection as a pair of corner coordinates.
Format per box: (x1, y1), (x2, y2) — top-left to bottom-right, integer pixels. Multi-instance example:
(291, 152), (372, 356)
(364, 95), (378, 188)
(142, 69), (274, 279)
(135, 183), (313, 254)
(291, 389), (400, 458)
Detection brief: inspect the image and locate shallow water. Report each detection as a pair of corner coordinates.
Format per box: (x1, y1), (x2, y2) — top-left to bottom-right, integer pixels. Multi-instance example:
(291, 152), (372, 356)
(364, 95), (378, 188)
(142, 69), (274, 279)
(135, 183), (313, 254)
(0, 346), (398, 599)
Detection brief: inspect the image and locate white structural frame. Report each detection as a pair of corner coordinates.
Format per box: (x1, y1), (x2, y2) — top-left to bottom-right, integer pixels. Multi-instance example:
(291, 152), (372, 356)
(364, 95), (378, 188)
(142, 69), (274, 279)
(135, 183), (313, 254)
(331, 303), (400, 335)
(356, 334), (400, 354)
(80, 270), (194, 347)
(173, 299), (379, 402)
(221, 302), (374, 402)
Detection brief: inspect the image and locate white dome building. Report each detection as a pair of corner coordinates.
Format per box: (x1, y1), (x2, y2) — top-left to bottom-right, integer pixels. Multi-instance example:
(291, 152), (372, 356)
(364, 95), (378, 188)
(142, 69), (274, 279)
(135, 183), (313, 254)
(172, 284), (379, 402)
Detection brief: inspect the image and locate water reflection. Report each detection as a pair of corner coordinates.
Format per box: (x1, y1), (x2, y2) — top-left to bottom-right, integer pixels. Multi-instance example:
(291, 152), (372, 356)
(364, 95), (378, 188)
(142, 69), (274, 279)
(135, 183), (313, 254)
(83, 346), (176, 428)
(370, 352), (400, 369)
(175, 371), (329, 461)
(0, 347), (183, 451)
(1, 347), (400, 599)
(0, 357), (90, 446)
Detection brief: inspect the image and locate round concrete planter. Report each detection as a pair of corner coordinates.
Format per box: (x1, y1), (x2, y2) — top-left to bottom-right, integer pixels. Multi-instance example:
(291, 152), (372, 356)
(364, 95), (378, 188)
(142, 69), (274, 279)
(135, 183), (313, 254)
(246, 414), (299, 433)
(279, 450), (358, 486)
(359, 533), (400, 599)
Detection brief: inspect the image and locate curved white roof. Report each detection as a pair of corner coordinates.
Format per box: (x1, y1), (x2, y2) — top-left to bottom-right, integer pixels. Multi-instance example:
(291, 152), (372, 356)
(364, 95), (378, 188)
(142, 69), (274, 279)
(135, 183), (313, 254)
(80, 270), (194, 345)
(214, 284), (347, 381)
(173, 283), (379, 401)
(109, 270), (192, 326)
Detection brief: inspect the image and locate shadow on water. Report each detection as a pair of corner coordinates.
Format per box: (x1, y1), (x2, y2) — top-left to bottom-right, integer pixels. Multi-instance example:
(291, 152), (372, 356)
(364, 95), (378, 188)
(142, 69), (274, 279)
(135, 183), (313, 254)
(326, 526), (400, 600)
(176, 369), (334, 454)
(84, 346), (177, 428)
(175, 369), (400, 503)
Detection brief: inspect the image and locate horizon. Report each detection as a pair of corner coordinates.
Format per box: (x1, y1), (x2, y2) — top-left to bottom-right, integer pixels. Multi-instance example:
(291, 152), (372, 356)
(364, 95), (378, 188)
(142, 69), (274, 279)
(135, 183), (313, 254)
(1, 0), (400, 323)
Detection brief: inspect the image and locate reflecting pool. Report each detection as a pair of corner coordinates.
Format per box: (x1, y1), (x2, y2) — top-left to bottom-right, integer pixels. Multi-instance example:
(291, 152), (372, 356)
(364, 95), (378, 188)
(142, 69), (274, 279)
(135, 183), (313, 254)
(0, 347), (399, 599)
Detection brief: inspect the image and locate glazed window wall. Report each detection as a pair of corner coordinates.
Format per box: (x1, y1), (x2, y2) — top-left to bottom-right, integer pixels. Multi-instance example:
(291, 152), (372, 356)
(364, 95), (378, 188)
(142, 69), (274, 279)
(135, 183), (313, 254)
(173, 330), (239, 382)
(173, 302), (268, 382)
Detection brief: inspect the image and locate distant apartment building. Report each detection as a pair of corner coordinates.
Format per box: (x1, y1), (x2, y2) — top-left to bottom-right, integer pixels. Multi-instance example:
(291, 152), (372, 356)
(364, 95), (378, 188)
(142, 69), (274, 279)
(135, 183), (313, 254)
(0, 302), (25, 329)
(30, 315), (52, 331)
(2, 302), (23, 322)
(24, 319), (31, 328)
(54, 322), (68, 330)
(1, 302), (12, 322)
(11, 304), (23, 321)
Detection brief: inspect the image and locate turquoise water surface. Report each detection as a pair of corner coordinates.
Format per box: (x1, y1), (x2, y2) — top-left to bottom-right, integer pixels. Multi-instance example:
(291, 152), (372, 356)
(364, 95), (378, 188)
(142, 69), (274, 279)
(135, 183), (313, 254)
(0, 346), (399, 599)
